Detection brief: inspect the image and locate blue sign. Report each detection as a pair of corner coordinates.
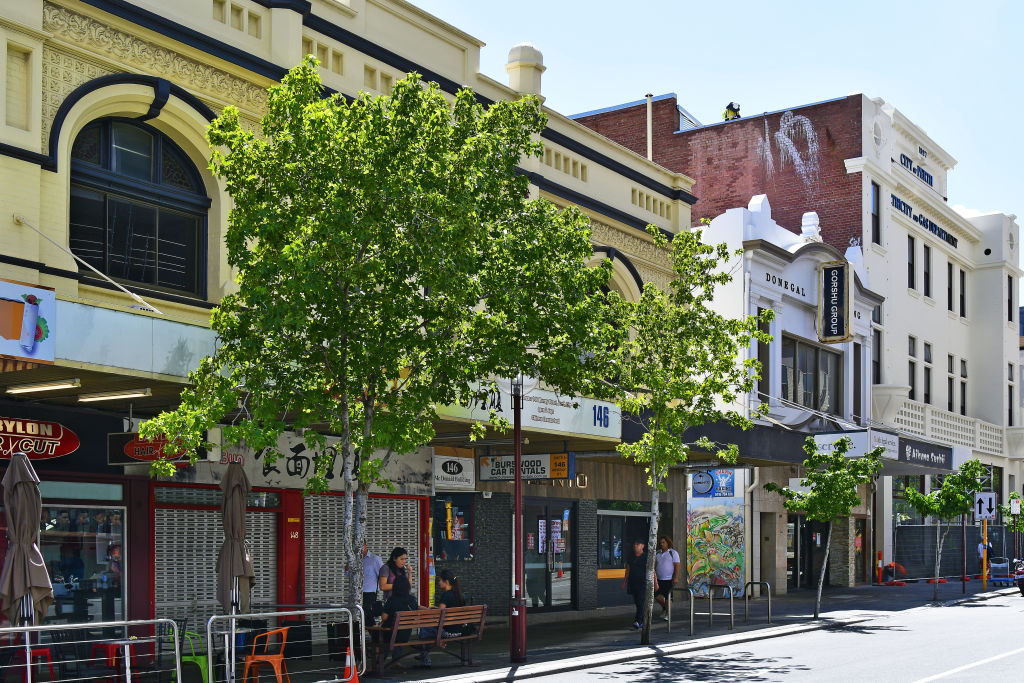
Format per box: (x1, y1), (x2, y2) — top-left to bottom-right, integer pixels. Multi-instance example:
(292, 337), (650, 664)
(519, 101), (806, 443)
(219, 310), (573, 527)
(890, 194), (958, 249)
(692, 468), (736, 498)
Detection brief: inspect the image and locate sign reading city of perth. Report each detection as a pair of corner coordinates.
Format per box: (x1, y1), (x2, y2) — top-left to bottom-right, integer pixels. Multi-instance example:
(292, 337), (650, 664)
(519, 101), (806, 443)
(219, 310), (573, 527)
(0, 417), (80, 459)
(817, 261), (851, 343)
(0, 279), (56, 364)
(437, 378), (620, 440)
(478, 452), (575, 481)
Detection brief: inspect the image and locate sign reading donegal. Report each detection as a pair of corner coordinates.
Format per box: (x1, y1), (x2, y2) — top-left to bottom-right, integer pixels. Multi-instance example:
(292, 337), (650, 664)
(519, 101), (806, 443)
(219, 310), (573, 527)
(479, 453), (574, 481)
(0, 417), (80, 459)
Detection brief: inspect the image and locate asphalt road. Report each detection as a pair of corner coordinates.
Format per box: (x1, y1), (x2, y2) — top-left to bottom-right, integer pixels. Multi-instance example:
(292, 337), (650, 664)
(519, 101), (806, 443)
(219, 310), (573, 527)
(528, 593), (1024, 682)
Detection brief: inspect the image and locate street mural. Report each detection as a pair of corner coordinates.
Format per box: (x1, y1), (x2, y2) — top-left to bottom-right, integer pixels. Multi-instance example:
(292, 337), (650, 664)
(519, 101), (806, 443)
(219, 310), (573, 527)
(687, 497), (745, 596)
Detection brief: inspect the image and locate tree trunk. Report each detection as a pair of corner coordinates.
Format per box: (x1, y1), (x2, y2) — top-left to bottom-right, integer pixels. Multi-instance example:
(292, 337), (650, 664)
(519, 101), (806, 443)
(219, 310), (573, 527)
(933, 523), (952, 602)
(814, 522), (832, 620)
(640, 478), (661, 645)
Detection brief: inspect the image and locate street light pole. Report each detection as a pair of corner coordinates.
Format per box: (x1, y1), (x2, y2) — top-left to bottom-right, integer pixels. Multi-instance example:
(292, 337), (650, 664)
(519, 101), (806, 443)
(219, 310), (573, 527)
(510, 375), (528, 663)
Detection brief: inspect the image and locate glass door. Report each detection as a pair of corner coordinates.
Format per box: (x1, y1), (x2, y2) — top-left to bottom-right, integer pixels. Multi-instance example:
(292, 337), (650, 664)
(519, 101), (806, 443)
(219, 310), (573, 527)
(523, 500), (575, 610)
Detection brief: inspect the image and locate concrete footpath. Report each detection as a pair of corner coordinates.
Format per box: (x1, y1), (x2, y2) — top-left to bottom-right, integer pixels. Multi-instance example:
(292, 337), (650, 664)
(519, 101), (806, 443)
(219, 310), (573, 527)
(386, 580), (1019, 682)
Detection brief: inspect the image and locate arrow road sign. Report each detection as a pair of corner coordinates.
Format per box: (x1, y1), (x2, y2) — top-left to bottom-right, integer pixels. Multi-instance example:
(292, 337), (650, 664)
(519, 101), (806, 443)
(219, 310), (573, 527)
(975, 492), (997, 520)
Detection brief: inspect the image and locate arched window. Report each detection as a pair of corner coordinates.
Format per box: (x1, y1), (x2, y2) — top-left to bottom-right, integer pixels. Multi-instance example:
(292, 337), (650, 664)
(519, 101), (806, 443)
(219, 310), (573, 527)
(69, 118), (209, 298)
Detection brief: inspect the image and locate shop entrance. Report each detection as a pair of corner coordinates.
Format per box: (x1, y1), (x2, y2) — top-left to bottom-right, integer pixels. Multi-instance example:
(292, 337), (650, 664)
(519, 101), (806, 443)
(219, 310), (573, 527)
(523, 499), (575, 610)
(786, 515), (831, 590)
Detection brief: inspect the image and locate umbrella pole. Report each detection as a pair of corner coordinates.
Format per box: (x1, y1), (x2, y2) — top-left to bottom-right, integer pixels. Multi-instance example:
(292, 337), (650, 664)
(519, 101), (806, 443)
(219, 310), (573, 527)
(22, 594), (33, 683)
(227, 576), (238, 683)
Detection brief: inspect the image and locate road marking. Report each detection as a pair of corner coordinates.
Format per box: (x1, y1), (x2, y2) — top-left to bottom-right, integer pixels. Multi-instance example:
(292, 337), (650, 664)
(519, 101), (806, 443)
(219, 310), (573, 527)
(912, 646), (1024, 682)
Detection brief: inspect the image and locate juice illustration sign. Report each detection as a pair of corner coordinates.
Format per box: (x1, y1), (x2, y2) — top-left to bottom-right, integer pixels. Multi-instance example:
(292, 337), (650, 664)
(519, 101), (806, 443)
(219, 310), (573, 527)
(0, 279), (56, 364)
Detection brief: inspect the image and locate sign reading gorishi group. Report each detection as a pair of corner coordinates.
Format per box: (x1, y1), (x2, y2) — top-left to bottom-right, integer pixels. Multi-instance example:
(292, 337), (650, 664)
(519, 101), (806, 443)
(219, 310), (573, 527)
(479, 452), (575, 481)
(818, 261), (851, 343)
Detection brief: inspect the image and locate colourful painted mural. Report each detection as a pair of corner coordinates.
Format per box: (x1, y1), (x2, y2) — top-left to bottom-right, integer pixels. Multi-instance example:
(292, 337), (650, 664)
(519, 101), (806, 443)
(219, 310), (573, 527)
(687, 496), (745, 596)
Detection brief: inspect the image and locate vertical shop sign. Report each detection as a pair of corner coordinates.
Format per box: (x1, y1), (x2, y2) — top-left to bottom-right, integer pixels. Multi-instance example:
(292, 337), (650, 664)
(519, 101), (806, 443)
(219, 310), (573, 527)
(817, 261), (851, 343)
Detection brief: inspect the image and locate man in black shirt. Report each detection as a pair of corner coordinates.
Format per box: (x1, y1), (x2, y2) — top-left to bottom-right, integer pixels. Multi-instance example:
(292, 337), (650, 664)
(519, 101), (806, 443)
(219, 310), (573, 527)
(622, 539), (658, 629)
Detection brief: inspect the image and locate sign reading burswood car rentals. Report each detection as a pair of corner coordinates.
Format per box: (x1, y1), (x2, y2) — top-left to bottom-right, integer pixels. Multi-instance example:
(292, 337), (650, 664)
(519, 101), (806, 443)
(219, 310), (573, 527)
(478, 453), (575, 481)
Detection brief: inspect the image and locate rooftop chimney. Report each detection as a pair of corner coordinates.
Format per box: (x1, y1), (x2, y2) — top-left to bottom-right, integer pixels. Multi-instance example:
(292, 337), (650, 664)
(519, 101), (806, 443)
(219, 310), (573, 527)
(506, 43), (545, 101)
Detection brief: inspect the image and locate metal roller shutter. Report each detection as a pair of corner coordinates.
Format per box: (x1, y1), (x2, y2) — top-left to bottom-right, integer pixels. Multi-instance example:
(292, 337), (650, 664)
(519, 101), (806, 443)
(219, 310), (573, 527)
(304, 495), (420, 608)
(154, 507), (277, 635)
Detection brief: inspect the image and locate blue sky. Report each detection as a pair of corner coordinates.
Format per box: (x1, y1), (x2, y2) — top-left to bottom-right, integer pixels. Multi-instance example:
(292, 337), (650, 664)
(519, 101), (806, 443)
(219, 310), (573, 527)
(413, 0), (1021, 220)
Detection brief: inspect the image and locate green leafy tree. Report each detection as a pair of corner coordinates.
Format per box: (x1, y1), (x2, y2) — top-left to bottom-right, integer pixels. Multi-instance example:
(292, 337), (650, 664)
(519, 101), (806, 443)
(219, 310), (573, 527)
(903, 459), (986, 600)
(141, 57), (618, 607)
(764, 437), (883, 618)
(608, 226), (772, 644)
(998, 491), (1024, 533)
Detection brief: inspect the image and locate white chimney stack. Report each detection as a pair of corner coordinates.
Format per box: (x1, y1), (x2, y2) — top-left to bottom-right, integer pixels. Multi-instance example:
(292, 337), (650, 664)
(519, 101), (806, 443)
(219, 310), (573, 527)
(506, 43), (545, 101)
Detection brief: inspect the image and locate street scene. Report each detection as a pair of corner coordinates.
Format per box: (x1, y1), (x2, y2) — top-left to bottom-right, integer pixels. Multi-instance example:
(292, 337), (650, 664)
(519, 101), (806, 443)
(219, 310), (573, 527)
(0, 0), (1020, 681)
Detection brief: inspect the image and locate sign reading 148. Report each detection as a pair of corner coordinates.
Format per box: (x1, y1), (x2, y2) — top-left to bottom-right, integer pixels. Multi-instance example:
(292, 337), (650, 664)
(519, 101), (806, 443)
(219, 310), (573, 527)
(592, 406), (611, 428)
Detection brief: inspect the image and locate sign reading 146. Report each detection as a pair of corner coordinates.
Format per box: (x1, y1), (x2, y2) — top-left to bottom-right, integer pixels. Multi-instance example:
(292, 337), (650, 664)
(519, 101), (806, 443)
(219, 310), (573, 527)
(592, 405), (611, 428)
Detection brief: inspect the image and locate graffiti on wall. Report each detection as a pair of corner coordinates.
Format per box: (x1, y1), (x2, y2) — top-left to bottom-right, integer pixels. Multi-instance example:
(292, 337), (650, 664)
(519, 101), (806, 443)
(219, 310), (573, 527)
(756, 110), (821, 191)
(687, 498), (745, 596)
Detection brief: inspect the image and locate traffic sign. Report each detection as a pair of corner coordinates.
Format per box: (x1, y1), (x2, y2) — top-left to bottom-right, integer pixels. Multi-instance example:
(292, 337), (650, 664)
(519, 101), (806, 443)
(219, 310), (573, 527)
(974, 492), (997, 520)
(1011, 498), (1021, 516)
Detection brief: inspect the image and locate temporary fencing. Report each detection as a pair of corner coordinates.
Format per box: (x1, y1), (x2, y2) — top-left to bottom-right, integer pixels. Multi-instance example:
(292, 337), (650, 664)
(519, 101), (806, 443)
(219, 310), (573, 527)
(892, 522), (1015, 580)
(0, 617), (181, 682)
(205, 604), (362, 683)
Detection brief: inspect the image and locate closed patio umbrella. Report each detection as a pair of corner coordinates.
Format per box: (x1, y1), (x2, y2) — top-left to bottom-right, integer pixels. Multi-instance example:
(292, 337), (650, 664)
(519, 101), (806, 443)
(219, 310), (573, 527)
(0, 452), (53, 626)
(216, 463), (254, 613)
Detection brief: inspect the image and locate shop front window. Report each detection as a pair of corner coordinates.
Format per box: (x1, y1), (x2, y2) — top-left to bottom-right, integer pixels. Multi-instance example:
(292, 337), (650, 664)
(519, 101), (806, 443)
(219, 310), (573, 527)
(0, 505), (127, 623)
(432, 494), (473, 561)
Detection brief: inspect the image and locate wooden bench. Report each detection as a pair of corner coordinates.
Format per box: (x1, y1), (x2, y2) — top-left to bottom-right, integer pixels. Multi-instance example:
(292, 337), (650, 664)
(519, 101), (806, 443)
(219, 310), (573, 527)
(366, 605), (487, 673)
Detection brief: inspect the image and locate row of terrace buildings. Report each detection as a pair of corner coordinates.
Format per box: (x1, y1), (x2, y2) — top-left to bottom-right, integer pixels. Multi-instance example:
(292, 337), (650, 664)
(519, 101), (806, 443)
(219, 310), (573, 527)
(0, 0), (1018, 631)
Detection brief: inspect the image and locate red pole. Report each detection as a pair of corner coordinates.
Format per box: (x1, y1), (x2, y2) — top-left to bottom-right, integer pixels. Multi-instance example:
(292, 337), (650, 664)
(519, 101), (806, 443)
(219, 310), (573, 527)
(510, 378), (527, 663)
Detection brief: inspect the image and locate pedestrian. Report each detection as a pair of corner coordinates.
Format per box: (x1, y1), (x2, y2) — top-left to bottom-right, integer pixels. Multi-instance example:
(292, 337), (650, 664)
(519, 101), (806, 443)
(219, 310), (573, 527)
(978, 539), (994, 572)
(378, 547), (420, 667)
(416, 568), (468, 668)
(622, 538), (657, 630)
(654, 535), (680, 621)
(361, 542), (384, 624)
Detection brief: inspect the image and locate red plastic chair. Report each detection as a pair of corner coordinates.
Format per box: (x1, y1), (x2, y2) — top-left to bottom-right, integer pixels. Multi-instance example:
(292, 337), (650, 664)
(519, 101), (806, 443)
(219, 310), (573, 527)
(242, 627), (290, 683)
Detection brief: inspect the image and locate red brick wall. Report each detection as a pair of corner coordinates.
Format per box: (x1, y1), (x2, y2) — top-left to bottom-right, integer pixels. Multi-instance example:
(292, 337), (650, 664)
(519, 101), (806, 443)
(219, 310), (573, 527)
(575, 96), (866, 250)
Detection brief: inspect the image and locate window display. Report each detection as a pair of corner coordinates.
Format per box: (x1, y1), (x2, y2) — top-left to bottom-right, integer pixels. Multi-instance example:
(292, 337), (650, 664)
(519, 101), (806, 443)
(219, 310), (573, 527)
(0, 505), (127, 623)
(432, 494), (473, 560)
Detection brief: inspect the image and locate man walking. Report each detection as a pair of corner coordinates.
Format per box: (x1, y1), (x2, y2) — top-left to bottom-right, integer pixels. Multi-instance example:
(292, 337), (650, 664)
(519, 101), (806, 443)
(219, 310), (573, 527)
(361, 542), (384, 623)
(622, 538), (658, 630)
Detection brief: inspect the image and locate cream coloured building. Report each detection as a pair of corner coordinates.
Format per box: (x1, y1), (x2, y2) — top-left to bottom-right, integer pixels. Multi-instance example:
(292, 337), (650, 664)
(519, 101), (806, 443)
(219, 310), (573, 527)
(0, 0), (693, 623)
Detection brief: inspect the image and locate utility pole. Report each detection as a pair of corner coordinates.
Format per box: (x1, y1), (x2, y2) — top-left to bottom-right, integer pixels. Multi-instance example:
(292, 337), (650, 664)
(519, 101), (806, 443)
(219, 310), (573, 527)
(510, 376), (527, 663)
(961, 514), (966, 594)
(982, 518), (988, 591)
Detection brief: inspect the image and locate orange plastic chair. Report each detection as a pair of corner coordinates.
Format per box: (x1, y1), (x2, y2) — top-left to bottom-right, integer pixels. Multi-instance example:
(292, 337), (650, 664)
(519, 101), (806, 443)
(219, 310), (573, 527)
(242, 626), (291, 683)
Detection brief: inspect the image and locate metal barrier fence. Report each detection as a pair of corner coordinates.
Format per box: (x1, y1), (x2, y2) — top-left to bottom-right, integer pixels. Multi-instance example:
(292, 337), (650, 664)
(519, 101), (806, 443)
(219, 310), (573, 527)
(666, 586), (695, 635)
(893, 523), (1014, 580)
(206, 605), (362, 683)
(0, 617), (181, 683)
(690, 585), (734, 630)
(743, 581), (772, 624)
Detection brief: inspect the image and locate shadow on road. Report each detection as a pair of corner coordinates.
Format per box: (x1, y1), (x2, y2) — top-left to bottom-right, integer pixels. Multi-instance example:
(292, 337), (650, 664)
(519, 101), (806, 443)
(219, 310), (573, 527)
(825, 623), (907, 634)
(577, 650), (809, 682)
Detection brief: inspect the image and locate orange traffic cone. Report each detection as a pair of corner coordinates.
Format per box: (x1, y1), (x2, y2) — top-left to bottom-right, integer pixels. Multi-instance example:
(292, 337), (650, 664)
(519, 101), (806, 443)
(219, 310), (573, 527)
(342, 646), (360, 683)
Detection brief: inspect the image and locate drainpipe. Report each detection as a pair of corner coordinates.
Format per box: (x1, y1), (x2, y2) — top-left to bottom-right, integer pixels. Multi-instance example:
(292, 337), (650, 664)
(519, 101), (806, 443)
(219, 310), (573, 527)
(745, 467), (760, 596)
(646, 93), (653, 161)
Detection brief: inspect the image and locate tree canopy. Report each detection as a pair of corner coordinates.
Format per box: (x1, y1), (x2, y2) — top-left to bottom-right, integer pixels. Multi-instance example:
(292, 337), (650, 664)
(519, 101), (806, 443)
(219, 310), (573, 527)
(141, 57), (618, 603)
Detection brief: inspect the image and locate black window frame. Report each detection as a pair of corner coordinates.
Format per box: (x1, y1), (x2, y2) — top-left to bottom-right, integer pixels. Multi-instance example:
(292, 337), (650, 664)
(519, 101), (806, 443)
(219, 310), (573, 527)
(1009, 275), (1015, 323)
(908, 236), (916, 289)
(870, 181), (881, 245)
(69, 118), (211, 299)
(923, 244), (931, 297)
(947, 262), (954, 311)
(909, 360), (917, 401)
(959, 269), (967, 318)
(780, 336), (843, 415)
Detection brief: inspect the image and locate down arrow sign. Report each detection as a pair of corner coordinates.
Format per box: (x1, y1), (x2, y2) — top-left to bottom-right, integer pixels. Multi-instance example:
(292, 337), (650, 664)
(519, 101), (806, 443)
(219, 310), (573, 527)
(988, 499), (995, 514)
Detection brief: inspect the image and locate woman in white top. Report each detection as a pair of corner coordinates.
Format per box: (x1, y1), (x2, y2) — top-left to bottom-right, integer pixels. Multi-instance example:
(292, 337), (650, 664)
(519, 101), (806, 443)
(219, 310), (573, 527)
(654, 536), (681, 620)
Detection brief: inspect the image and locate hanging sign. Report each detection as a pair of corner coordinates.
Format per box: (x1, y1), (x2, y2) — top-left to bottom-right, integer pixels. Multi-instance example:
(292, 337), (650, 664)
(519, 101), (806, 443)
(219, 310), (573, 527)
(107, 432), (189, 465)
(817, 261), (851, 343)
(433, 455), (476, 491)
(0, 416), (80, 459)
(478, 452), (575, 481)
(0, 279), (56, 364)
